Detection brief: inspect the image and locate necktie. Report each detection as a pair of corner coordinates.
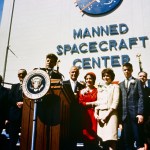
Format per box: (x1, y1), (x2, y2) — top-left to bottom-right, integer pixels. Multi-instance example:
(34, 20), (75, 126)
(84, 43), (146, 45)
(125, 79), (129, 90)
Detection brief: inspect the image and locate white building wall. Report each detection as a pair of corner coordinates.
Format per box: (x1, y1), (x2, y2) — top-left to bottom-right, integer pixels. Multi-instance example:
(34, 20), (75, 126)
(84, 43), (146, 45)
(0, 0), (150, 84)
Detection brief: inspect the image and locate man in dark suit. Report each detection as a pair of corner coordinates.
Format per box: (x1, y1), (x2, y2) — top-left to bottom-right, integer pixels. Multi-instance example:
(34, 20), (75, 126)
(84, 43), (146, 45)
(63, 66), (85, 150)
(0, 75), (9, 133)
(138, 71), (150, 150)
(8, 69), (27, 150)
(119, 63), (144, 150)
(0, 75), (9, 149)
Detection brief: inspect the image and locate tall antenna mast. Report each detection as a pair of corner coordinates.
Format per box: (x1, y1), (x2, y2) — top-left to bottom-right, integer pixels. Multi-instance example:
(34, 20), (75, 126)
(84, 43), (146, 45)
(3, 0), (16, 81)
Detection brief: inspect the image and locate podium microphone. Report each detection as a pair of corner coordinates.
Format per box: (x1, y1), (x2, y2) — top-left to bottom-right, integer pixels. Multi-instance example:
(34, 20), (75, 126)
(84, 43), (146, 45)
(57, 60), (60, 72)
(56, 60), (65, 80)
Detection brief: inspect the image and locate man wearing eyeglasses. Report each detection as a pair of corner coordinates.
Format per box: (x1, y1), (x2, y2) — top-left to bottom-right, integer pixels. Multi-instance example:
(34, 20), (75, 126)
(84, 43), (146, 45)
(8, 69), (27, 150)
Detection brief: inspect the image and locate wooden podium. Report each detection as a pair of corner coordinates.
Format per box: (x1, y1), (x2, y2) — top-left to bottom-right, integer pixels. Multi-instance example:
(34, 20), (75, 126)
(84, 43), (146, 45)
(20, 79), (72, 150)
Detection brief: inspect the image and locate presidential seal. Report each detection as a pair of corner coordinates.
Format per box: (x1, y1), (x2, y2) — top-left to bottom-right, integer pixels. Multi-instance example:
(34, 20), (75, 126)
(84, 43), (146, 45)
(22, 69), (50, 99)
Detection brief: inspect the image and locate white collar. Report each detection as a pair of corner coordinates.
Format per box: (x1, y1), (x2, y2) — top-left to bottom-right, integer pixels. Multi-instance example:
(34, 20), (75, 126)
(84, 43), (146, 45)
(125, 76), (133, 81)
(70, 79), (77, 84)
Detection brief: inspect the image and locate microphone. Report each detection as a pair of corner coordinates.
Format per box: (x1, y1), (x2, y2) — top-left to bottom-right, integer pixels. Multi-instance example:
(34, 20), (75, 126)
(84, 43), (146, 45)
(57, 60), (60, 72)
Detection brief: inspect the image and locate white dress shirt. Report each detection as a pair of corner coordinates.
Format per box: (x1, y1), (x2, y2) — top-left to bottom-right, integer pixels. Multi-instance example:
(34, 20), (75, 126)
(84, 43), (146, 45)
(70, 79), (77, 92)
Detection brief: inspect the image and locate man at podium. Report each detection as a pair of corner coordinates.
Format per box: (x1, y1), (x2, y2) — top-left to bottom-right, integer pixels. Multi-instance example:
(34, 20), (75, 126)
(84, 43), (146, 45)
(37, 53), (62, 125)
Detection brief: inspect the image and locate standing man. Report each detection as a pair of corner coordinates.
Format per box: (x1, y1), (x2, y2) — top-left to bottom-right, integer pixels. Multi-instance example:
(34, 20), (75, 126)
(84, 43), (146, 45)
(138, 71), (150, 150)
(0, 75), (9, 133)
(119, 63), (144, 150)
(8, 69), (27, 150)
(36, 53), (63, 125)
(0, 75), (9, 148)
(63, 66), (85, 150)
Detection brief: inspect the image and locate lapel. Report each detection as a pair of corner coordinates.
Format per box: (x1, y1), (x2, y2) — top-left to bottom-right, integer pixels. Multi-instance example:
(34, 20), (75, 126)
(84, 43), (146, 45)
(122, 80), (128, 93)
(68, 80), (74, 93)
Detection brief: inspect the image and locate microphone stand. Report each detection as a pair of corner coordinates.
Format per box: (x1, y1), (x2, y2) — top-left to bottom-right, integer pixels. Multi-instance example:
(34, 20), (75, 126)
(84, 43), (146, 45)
(31, 99), (38, 150)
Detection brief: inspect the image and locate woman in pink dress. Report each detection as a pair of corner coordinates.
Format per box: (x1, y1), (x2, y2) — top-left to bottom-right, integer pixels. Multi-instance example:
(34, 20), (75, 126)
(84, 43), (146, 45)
(79, 72), (98, 150)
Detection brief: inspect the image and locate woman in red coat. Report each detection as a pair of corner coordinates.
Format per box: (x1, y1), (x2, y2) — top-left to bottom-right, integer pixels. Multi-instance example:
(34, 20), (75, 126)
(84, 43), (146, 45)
(79, 72), (98, 150)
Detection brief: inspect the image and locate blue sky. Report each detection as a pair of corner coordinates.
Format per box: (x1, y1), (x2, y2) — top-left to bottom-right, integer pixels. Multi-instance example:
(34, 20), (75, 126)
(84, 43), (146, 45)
(0, 0), (4, 23)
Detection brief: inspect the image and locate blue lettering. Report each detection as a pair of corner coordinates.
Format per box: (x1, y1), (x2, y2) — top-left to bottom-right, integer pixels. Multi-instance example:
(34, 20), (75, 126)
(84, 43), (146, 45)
(79, 43), (88, 53)
(92, 57), (101, 68)
(101, 26), (109, 36)
(119, 23), (129, 34)
(101, 56), (110, 67)
(56, 45), (63, 56)
(92, 27), (100, 37)
(99, 41), (108, 51)
(82, 58), (92, 69)
(73, 29), (82, 39)
(73, 59), (82, 69)
(109, 24), (119, 35)
(89, 42), (98, 53)
(111, 55), (121, 67)
(109, 40), (117, 50)
(64, 44), (71, 55)
(139, 36), (149, 48)
(129, 37), (138, 49)
(71, 44), (79, 54)
(119, 39), (128, 50)
(83, 28), (91, 38)
(121, 55), (130, 64)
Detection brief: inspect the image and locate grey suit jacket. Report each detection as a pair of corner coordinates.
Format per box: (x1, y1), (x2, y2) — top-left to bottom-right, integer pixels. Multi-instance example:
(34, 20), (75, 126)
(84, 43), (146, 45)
(119, 77), (144, 122)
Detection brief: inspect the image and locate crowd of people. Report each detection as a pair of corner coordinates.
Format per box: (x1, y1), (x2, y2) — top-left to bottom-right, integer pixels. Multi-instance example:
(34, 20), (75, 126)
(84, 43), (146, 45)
(0, 53), (150, 150)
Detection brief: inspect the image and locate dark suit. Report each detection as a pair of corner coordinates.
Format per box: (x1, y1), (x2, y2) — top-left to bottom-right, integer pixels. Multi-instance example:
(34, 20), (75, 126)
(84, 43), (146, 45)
(142, 86), (150, 147)
(143, 86), (150, 121)
(119, 77), (144, 149)
(0, 85), (9, 133)
(63, 80), (85, 150)
(8, 83), (23, 150)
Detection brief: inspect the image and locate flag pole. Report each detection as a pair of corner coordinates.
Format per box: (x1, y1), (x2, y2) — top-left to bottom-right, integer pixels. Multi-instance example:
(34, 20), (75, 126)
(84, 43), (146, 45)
(3, 0), (16, 81)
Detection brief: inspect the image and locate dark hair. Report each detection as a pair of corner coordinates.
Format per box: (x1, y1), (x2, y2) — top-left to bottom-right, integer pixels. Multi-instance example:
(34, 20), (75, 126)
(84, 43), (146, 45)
(102, 68), (115, 81)
(138, 71), (147, 77)
(18, 69), (27, 78)
(122, 62), (133, 70)
(46, 53), (58, 62)
(84, 72), (96, 84)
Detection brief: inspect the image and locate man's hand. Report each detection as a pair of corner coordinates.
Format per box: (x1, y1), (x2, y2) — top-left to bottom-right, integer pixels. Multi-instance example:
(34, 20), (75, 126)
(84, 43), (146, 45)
(16, 101), (23, 108)
(136, 115), (144, 124)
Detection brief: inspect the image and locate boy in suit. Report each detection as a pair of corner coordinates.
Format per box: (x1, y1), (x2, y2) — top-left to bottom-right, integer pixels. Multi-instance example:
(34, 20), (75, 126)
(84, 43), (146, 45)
(119, 63), (144, 150)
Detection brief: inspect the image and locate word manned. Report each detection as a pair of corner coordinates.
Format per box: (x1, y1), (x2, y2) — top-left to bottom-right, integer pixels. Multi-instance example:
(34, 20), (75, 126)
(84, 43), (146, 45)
(73, 23), (129, 39)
